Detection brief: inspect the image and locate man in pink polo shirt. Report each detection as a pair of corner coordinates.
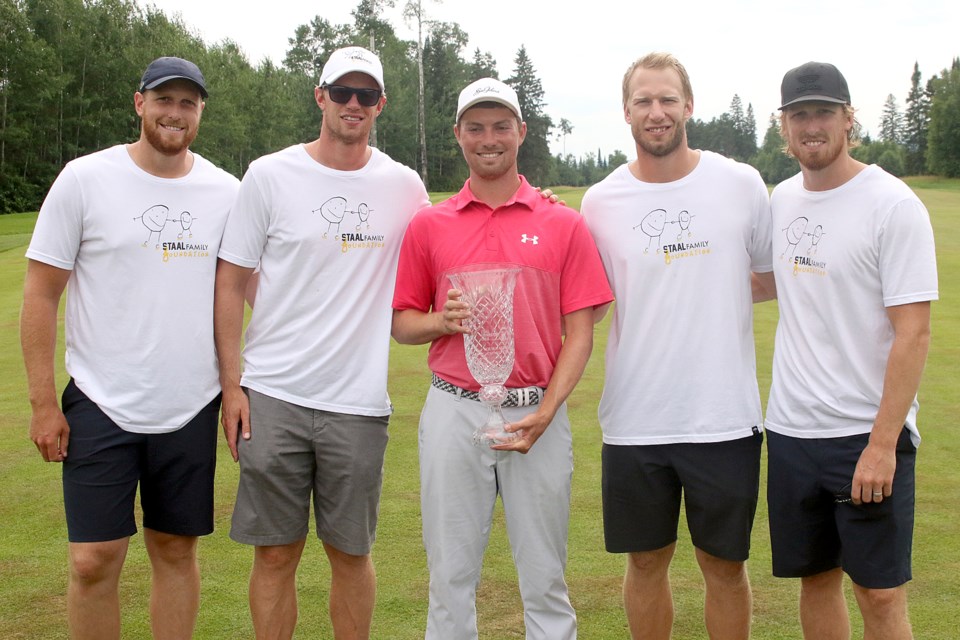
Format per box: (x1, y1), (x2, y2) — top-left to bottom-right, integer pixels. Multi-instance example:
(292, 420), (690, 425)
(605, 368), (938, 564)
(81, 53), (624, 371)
(392, 78), (613, 640)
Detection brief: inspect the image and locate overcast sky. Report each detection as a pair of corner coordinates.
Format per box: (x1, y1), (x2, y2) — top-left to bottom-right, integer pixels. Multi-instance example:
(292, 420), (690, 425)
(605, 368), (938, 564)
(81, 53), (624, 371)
(146, 0), (959, 160)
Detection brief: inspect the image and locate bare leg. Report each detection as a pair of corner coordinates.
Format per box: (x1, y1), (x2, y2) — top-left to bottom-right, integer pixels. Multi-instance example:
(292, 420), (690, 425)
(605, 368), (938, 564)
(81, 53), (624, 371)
(324, 542), (376, 640)
(67, 538), (129, 640)
(695, 548), (751, 640)
(800, 568), (850, 640)
(852, 583), (912, 640)
(143, 529), (200, 640)
(249, 539), (306, 640)
(623, 543), (675, 640)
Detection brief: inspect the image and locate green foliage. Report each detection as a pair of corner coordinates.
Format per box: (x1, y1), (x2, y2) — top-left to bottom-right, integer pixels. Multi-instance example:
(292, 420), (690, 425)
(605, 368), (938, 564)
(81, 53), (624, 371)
(552, 149), (628, 187)
(422, 22), (470, 191)
(904, 62), (931, 174)
(686, 94), (758, 163)
(5, 0), (960, 211)
(751, 114), (799, 184)
(507, 45), (555, 186)
(851, 139), (907, 177)
(879, 93), (904, 144)
(926, 60), (960, 178)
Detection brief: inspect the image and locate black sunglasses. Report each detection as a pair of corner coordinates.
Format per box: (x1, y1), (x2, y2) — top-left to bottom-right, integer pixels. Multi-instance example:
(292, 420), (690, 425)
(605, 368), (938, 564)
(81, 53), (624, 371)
(323, 84), (382, 107)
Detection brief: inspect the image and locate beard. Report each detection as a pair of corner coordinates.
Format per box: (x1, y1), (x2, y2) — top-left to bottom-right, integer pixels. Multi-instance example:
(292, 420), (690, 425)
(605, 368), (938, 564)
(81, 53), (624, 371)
(633, 120), (686, 158)
(789, 136), (845, 171)
(142, 119), (197, 156)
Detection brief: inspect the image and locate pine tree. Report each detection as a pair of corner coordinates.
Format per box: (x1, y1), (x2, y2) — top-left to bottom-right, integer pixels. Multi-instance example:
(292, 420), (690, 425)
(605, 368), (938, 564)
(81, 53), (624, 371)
(506, 45), (554, 186)
(927, 62), (960, 177)
(879, 94), (903, 144)
(903, 62), (931, 175)
(468, 48), (497, 80)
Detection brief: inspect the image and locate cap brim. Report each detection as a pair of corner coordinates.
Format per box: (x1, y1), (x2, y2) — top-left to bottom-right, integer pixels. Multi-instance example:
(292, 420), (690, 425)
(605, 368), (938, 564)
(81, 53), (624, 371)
(141, 75), (208, 98)
(323, 70), (385, 92)
(456, 97), (521, 123)
(779, 95), (847, 110)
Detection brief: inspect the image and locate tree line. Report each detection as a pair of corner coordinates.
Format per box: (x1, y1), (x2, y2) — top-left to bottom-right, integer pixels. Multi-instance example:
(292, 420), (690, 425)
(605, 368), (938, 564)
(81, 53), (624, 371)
(3, 0), (959, 213)
(1, 0), (583, 212)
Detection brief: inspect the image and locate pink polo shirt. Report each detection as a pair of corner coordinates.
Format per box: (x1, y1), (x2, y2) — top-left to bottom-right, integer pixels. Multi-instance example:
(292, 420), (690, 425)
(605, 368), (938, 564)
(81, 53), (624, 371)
(393, 177), (613, 390)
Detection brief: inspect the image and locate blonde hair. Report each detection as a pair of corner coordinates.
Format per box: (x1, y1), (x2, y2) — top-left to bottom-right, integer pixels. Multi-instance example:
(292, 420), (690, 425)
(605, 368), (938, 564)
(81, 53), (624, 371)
(622, 53), (693, 107)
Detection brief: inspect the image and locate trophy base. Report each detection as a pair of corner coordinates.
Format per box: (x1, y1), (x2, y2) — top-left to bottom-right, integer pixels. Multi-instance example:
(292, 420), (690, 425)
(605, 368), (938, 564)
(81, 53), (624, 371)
(472, 425), (523, 448)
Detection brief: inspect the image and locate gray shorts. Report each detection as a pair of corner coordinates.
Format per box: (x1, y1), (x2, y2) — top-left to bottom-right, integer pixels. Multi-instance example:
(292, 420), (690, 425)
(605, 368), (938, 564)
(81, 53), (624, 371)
(229, 389), (389, 555)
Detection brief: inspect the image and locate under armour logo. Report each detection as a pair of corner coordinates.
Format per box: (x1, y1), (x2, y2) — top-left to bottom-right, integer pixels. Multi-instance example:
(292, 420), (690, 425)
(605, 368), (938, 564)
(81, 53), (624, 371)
(521, 234), (539, 245)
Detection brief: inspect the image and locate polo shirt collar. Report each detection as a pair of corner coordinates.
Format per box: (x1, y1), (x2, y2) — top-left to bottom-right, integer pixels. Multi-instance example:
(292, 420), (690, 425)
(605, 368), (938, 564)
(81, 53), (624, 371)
(453, 175), (536, 213)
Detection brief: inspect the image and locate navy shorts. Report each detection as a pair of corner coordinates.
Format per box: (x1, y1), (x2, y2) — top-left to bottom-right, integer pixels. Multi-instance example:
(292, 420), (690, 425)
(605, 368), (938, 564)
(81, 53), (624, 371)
(602, 431), (763, 561)
(61, 379), (220, 543)
(766, 428), (916, 589)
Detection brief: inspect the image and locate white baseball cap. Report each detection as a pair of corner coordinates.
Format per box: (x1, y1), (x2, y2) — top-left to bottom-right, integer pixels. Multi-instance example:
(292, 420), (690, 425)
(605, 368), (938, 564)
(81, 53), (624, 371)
(319, 46), (385, 92)
(456, 78), (522, 123)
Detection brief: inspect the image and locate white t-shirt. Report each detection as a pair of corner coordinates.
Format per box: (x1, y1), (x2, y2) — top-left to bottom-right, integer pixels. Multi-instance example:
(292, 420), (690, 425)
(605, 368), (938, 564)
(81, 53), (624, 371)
(582, 151), (773, 444)
(766, 165), (938, 446)
(26, 145), (239, 433)
(219, 145), (429, 416)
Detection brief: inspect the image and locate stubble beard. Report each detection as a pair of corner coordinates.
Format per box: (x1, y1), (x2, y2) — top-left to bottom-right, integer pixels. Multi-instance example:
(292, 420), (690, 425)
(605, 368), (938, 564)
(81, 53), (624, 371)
(791, 137), (846, 172)
(143, 120), (196, 156)
(634, 121), (686, 158)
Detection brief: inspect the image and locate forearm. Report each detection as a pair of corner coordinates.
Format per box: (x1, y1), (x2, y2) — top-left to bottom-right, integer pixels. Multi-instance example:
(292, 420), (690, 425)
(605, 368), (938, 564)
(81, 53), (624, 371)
(20, 261), (70, 410)
(871, 306), (931, 447)
(751, 271), (777, 303)
(392, 308), (460, 345)
(20, 293), (61, 411)
(214, 260), (253, 390)
(535, 307), (595, 422)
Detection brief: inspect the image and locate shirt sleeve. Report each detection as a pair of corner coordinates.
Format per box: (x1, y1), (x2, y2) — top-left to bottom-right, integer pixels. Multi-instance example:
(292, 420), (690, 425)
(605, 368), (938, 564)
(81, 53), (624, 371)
(25, 165), (83, 270)
(218, 167), (270, 268)
(392, 211), (437, 312)
(748, 173), (774, 273)
(879, 197), (939, 307)
(559, 214), (615, 315)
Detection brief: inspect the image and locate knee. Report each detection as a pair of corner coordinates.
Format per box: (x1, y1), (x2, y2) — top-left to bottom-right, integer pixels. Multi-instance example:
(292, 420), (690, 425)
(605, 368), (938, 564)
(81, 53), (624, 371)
(853, 584), (907, 617)
(255, 542), (305, 576)
(324, 544), (372, 576)
(696, 551), (747, 587)
(627, 546), (674, 577)
(69, 544), (125, 586)
(801, 568), (844, 596)
(145, 531), (198, 568)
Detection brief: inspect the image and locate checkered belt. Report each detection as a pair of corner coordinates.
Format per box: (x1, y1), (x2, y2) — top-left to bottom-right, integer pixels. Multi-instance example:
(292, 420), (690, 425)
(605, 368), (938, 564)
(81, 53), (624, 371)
(431, 374), (543, 407)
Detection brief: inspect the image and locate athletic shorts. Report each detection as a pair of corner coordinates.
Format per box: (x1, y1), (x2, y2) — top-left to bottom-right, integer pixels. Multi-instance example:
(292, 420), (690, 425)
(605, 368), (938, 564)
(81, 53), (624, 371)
(61, 379), (219, 543)
(602, 431), (763, 561)
(230, 389), (389, 555)
(766, 428), (916, 589)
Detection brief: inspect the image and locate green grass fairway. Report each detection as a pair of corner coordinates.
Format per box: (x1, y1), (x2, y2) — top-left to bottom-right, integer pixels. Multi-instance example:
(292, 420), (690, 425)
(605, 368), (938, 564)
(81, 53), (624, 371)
(1, 181), (958, 638)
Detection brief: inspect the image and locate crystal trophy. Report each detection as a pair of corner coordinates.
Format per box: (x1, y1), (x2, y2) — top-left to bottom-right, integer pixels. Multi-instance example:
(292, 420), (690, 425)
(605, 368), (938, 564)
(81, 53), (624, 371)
(448, 266), (521, 447)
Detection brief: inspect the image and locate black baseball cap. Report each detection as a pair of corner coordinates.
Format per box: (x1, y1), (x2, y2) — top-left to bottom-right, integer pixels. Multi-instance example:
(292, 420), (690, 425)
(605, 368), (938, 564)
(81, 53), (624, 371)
(139, 57), (208, 98)
(779, 61), (850, 110)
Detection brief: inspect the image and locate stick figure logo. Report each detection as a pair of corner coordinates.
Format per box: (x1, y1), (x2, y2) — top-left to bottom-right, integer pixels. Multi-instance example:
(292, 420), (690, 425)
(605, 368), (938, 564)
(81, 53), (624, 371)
(134, 204), (197, 248)
(313, 197), (375, 239)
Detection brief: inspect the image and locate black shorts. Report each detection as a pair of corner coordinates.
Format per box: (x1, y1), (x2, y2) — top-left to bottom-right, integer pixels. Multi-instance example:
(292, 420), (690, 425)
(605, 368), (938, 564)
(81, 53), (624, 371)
(61, 379), (220, 543)
(602, 431), (763, 561)
(766, 428), (916, 589)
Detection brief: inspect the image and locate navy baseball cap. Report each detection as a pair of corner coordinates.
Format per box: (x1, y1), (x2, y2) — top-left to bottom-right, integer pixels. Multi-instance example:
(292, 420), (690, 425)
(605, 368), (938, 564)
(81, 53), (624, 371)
(139, 57), (208, 98)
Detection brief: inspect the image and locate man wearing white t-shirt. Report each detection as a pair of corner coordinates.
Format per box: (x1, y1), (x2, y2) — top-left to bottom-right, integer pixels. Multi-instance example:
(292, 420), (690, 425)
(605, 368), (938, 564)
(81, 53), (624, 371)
(214, 46), (429, 639)
(580, 52), (775, 640)
(21, 57), (238, 639)
(766, 61), (938, 640)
